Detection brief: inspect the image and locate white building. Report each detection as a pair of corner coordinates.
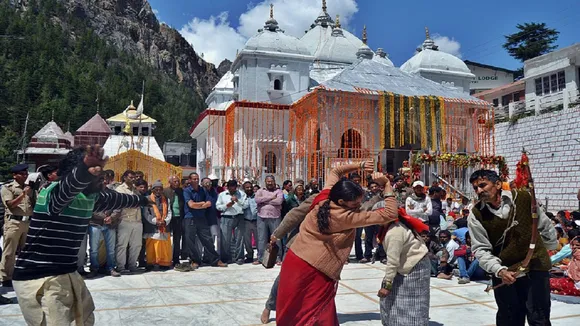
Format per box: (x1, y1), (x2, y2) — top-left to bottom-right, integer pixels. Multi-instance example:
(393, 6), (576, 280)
(191, 2), (491, 185)
(465, 60), (515, 95)
(493, 43), (580, 211)
(523, 43), (580, 114)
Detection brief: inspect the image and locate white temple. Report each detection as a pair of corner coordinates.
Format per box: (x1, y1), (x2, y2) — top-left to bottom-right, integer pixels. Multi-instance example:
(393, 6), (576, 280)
(190, 1), (484, 183)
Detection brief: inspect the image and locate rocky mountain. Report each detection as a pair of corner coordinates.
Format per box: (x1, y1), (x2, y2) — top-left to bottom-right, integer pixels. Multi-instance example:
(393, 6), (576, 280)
(14, 0), (223, 98)
(217, 59), (233, 77)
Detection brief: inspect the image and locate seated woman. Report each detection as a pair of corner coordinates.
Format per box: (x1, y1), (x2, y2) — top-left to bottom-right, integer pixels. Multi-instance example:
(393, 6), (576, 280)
(550, 235), (580, 297)
(276, 162), (398, 325)
(377, 209), (430, 326)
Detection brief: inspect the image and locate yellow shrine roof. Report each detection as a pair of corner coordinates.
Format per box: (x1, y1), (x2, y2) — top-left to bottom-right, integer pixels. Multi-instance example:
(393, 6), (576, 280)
(107, 110), (157, 123)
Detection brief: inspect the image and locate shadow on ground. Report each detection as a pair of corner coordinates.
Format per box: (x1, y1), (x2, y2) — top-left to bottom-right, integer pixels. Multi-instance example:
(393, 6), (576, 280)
(338, 312), (381, 323)
(338, 313), (445, 325)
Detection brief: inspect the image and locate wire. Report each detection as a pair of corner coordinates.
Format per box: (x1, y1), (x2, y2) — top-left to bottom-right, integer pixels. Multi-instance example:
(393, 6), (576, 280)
(459, 4), (579, 57)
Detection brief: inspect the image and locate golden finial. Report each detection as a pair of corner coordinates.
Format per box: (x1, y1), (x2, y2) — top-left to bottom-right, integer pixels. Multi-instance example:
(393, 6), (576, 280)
(322, 0), (327, 13)
(270, 3), (274, 19)
(335, 15), (341, 28)
(425, 26), (430, 39)
(362, 25), (368, 45)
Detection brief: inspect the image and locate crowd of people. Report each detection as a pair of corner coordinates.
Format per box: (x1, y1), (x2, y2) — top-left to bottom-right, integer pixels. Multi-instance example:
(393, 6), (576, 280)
(1, 145), (579, 326)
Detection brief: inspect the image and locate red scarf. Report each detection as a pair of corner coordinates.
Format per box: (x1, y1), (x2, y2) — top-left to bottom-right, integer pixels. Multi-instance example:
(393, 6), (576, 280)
(310, 189), (331, 210)
(377, 208), (430, 244)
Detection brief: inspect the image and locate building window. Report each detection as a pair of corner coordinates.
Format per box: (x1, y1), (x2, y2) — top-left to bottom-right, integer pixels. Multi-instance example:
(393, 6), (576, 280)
(492, 98), (499, 107)
(501, 94), (510, 106)
(265, 151), (277, 174)
(535, 70), (566, 96)
(550, 74), (558, 93)
(513, 91), (521, 102)
(542, 76), (550, 95)
(274, 79), (283, 90)
(557, 71), (565, 91)
(535, 78), (542, 96)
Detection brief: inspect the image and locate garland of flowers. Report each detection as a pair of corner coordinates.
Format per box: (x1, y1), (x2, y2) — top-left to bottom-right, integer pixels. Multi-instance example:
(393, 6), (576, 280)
(411, 152), (509, 181)
(378, 92), (386, 149)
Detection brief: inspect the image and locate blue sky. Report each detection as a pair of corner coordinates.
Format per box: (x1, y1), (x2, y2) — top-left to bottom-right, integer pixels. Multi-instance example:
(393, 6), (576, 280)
(149, 0), (579, 70)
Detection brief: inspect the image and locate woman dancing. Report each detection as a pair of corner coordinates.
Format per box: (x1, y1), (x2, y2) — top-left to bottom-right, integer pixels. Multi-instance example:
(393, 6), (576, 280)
(276, 162), (398, 325)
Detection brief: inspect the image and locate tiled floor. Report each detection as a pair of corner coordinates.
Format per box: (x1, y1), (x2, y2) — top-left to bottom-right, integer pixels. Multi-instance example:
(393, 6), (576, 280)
(0, 262), (579, 325)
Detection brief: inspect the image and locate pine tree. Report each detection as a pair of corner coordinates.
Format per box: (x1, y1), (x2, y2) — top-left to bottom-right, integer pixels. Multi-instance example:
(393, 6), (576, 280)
(503, 22), (559, 62)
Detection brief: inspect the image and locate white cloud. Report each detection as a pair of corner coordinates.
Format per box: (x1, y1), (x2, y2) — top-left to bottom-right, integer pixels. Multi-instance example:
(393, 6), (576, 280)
(180, 12), (247, 65)
(432, 34), (462, 58)
(179, 0), (359, 65)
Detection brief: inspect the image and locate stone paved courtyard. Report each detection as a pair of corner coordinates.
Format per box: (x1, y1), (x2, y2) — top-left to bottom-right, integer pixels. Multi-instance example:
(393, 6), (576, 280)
(0, 262), (578, 326)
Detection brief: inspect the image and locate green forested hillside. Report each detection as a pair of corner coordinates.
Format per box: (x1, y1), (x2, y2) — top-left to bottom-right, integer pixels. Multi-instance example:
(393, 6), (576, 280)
(0, 0), (205, 178)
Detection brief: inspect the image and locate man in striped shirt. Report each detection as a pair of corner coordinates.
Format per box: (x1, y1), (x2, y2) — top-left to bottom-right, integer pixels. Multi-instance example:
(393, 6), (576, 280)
(12, 145), (151, 326)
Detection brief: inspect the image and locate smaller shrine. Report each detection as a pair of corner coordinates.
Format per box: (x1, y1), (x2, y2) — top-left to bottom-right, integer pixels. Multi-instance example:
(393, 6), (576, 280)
(19, 120), (73, 170)
(75, 113), (111, 147)
(102, 97), (164, 161)
(103, 96), (182, 183)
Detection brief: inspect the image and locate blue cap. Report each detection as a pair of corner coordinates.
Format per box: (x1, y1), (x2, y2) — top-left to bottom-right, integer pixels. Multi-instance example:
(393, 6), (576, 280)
(10, 164), (29, 173)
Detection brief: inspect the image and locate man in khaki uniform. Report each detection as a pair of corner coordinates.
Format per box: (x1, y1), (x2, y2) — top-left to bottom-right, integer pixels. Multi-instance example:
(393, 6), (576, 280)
(115, 170), (143, 273)
(0, 164), (33, 288)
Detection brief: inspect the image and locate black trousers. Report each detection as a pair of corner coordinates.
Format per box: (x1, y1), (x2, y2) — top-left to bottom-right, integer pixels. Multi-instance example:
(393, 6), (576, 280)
(354, 227), (363, 260)
(492, 271), (551, 326)
(171, 216), (184, 265)
(363, 225), (378, 259)
(183, 218), (219, 265)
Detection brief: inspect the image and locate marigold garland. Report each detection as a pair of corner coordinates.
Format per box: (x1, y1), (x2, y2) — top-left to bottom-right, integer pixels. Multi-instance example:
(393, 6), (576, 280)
(430, 97), (437, 151)
(412, 152), (509, 181)
(379, 92), (386, 148)
(438, 97), (447, 152)
(419, 96), (427, 149)
(399, 95), (405, 147)
(389, 92), (395, 148)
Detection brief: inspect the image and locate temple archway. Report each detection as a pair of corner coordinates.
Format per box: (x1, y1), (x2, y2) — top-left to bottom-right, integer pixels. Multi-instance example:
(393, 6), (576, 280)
(338, 129), (363, 158)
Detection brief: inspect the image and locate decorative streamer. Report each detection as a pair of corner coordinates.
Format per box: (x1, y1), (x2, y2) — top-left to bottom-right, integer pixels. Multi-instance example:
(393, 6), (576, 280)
(399, 95), (404, 147)
(439, 97), (446, 153)
(378, 92), (386, 149)
(389, 92), (395, 149)
(430, 97), (437, 151)
(419, 96), (427, 149)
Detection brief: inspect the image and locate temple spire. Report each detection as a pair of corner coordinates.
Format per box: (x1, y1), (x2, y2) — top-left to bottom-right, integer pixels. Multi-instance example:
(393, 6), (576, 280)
(362, 25), (368, 45)
(322, 0), (327, 13)
(335, 15), (341, 28)
(420, 26), (438, 51)
(263, 3), (280, 32)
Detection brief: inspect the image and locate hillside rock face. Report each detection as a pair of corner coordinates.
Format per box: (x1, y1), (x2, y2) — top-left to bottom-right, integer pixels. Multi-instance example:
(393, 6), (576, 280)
(16, 0), (223, 98)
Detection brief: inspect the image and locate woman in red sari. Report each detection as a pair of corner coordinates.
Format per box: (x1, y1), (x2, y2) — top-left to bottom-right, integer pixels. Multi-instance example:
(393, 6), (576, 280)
(276, 162), (398, 325)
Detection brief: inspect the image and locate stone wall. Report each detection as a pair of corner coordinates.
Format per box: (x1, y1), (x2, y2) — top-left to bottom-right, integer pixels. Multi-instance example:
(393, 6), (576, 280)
(495, 107), (580, 212)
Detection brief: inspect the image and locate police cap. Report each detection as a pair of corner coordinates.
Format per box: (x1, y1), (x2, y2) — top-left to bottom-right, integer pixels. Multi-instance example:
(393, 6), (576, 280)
(10, 164), (29, 174)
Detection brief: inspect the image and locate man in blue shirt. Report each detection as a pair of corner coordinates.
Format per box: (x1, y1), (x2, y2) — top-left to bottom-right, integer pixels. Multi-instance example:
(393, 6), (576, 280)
(175, 173), (227, 272)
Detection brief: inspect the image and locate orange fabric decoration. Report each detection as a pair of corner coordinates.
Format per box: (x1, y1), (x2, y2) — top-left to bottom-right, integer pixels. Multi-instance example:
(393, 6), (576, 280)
(150, 194), (168, 234)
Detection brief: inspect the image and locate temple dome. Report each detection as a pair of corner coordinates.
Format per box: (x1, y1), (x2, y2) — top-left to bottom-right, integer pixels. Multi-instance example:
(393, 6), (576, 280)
(213, 71), (234, 90)
(243, 5), (310, 56)
(313, 19), (360, 64)
(372, 48), (394, 67)
(401, 28), (473, 77)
